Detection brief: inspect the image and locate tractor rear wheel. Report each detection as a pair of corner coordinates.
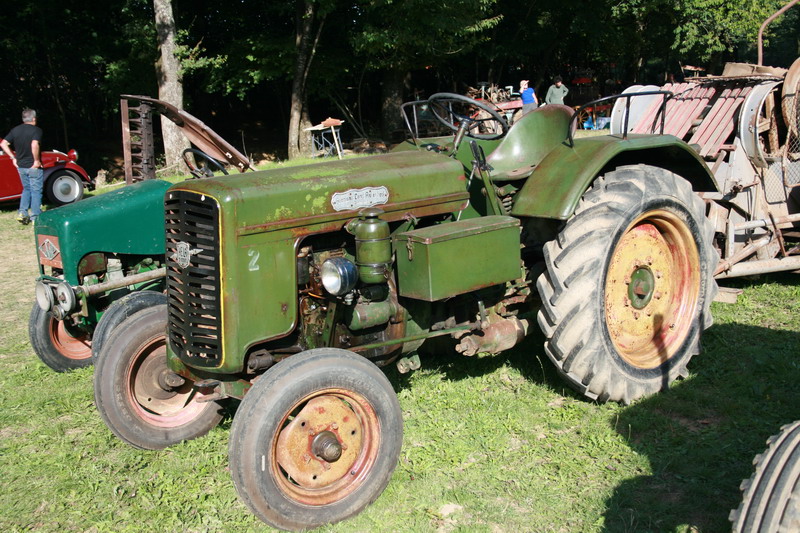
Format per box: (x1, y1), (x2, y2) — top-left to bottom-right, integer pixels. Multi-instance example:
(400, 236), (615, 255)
(229, 348), (403, 531)
(93, 304), (222, 450)
(536, 165), (718, 403)
(731, 421), (800, 532)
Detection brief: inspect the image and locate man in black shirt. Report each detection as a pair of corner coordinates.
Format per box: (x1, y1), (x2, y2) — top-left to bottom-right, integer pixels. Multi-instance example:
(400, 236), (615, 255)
(1, 109), (43, 224)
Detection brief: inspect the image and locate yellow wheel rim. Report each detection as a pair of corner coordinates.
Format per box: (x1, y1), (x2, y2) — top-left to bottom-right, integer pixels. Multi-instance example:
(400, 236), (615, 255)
(604, 209), (701, 369)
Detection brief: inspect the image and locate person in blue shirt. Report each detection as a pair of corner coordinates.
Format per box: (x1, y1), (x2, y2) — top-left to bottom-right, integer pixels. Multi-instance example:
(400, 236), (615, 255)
(519, 80), (538, 114)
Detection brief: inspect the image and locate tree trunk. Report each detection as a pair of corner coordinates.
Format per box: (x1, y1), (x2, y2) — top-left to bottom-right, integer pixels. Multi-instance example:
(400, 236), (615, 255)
(381, 68), (408, 141)
(288, 0), (325, 159)
(154, 0), (190, 171)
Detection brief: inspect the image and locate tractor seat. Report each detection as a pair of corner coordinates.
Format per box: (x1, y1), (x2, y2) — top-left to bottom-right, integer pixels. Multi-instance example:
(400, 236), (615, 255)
(486, 104), (575, 181)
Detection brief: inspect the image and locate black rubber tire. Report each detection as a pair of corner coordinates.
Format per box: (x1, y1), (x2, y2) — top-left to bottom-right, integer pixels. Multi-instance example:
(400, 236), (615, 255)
(45, 169), (85, 206)
(536, 165), (718, 404)
(91, 290), (167, 363)
(29, 302), (92, 372)
(93, 304), (222, 450)
(731, 421), (800, 532)
(229, 348), (403, 531)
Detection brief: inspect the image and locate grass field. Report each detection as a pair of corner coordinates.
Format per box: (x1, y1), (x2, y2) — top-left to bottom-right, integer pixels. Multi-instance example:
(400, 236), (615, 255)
(1, 192), (799, 532)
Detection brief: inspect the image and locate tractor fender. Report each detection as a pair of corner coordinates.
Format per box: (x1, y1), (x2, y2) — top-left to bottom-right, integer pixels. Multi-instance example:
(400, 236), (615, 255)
(510, 134), (717, 220)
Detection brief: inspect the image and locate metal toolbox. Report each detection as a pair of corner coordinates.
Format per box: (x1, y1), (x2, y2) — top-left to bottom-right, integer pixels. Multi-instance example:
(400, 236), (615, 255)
(394, 216), (522, 301)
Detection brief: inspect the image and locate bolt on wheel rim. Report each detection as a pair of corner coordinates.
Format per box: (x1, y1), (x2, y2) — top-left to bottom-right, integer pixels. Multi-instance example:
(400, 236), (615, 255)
(272, 389), (380, 506)
(604, 209), (701, 369)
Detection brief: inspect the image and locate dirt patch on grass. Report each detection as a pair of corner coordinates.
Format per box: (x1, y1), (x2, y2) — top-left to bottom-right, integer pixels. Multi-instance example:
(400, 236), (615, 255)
(656, 409), (723, 433)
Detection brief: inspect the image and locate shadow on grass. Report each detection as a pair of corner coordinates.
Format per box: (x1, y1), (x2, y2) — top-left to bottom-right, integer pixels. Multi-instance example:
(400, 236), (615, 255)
(601, 322), (800, 533)
(385, 327), (573, 399)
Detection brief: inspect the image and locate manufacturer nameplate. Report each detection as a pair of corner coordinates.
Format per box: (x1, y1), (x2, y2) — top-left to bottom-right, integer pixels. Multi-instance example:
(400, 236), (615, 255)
(331, 186), (389, 212)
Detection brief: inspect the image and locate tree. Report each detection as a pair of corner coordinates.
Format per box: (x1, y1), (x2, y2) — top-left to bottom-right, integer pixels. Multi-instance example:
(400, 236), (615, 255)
(288, 0), (329, 159)
(154, 0), (190, 170)
(352, 0), (501, 137)
(612, 0), (787, 71)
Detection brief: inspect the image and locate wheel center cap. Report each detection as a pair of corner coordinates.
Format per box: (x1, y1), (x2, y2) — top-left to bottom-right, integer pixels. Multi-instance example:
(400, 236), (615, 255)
(628, 267), (655, 309)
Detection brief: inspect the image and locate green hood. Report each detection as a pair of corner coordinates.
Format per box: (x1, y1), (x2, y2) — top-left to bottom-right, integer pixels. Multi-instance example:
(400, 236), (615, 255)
(35, 180), (172, 284)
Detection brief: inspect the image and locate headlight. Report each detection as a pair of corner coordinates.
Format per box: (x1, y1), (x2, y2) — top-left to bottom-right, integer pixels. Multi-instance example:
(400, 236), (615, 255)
(55, 281), (77, 314)
(320, 257), (358, 296)
(35, 281), (56, 311)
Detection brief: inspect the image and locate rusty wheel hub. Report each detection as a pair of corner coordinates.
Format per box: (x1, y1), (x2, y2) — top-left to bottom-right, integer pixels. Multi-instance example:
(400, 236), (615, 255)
(127, 342), (205, 426)
(605, 210), (700, 368)
(272, 391), (379, 505)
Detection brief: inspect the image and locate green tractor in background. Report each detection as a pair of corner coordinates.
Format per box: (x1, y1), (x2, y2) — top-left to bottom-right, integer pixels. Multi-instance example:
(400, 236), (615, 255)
(30, 96), (253, 371)
(34, 92), (720, 529)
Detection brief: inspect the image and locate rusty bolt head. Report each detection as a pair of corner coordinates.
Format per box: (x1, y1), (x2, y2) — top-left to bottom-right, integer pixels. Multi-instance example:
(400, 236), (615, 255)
(623, 297), (630, 307)
(633, 311), (640, 319)
(654, 291), (663, 300)
(655, 271), (663, 279)
(646, 256), (653, 265)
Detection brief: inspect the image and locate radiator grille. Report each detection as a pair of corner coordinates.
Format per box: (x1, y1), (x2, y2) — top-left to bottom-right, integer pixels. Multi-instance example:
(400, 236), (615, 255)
(165, 190), (222, 366)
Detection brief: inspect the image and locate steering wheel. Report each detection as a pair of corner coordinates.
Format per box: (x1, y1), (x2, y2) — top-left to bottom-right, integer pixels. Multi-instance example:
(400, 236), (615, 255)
(182, 148), (229, 179)
(428, 93), (509, 140)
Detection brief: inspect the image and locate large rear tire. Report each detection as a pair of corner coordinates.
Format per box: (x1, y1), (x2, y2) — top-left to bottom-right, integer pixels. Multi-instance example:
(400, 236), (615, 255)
(229, 348), (403, 531)
(93, 304), (222, 450)
(536, 165), (718, 403)
(731, 421), (800, 532)
(28, 302), (92, 372)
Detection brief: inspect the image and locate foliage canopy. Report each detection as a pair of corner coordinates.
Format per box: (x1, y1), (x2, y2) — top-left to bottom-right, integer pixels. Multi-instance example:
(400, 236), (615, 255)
(0, 0), (797, 165)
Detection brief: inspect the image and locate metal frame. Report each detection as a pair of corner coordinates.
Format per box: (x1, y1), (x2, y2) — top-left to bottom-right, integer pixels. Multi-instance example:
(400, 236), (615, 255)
(567, 91), (673, 146)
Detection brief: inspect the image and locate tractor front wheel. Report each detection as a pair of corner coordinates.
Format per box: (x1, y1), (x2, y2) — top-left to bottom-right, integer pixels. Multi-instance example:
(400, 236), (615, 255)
(93, 304), (222, 449)
(229, 348), (403, 531)
(91, 290), (167, 363)
(537, 165), (718, 403)
(29, 302), (92, 372)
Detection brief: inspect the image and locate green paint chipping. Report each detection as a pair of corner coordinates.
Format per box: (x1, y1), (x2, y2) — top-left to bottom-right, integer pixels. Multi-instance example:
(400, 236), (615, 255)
(311, 196), (327, 211)
(272, 206), (294, 221)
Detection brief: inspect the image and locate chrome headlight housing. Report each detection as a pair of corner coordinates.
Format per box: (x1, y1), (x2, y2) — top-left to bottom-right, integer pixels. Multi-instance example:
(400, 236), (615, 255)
(320, 257), (358, 296)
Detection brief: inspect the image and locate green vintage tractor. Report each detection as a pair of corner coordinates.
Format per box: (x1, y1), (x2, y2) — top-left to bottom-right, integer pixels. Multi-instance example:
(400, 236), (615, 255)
(80, 92), (720, 530)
